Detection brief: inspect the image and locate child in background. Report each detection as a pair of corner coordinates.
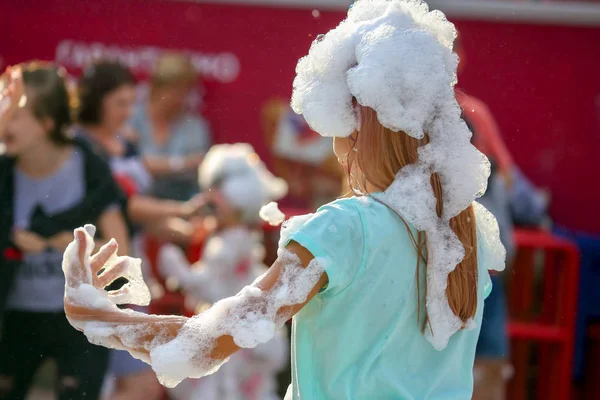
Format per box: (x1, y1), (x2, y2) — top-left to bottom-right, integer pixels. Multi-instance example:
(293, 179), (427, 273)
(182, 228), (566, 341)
(158, 143), (289, 400)
(61, 2), (506, 398)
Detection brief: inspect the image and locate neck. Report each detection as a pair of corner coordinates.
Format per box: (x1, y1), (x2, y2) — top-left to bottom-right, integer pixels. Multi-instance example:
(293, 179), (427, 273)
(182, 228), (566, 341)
(17, 140), (69, 178)
(149, 98), (174, 122)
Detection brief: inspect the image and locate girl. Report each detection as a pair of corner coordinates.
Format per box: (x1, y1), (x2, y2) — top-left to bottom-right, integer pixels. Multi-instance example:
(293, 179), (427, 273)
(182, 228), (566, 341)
(158, 143), (289, 400)
(0, 62), (129, 399)
(61, 1), (506, 398)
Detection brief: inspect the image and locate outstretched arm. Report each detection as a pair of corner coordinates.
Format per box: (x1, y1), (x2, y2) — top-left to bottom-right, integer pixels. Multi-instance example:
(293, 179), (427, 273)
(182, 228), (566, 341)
(63, 226), (326, 387)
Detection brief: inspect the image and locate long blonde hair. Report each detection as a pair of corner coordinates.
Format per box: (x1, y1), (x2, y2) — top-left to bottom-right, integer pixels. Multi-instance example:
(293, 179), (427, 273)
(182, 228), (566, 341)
(345, 105), (478, 328)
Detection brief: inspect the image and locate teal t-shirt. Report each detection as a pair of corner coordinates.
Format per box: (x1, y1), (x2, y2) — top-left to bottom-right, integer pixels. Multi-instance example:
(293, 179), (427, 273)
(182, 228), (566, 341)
(283, 196), (494, 400)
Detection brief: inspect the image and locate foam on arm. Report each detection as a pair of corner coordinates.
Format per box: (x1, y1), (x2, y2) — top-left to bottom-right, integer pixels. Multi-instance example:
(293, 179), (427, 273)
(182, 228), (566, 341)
(62, 226), (325, 388)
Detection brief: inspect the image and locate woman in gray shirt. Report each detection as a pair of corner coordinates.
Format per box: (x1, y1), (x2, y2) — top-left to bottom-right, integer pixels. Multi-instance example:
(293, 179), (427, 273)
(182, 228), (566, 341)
(0, 62), (129, 400)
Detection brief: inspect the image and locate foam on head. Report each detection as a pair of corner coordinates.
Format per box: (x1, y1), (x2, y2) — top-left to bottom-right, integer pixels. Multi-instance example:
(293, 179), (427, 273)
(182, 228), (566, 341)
(291, 0), (503, 349)
(199, 144), (288, 223)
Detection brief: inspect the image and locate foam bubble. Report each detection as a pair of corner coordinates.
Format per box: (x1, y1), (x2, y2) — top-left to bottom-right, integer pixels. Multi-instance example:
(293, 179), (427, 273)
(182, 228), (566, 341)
(260, 202), (286, 226)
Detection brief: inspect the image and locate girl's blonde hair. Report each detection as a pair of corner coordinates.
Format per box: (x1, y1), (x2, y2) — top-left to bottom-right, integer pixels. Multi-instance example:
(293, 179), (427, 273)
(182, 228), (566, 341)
(345, 105), (478, 328)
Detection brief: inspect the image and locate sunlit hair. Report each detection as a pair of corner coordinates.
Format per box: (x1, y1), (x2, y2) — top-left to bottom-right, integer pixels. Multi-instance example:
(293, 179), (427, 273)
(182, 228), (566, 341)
(344, 105), (478, 329)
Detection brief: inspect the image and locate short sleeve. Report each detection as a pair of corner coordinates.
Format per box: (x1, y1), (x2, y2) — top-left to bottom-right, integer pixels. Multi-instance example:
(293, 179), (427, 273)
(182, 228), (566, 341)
(282, 199), (365, 296)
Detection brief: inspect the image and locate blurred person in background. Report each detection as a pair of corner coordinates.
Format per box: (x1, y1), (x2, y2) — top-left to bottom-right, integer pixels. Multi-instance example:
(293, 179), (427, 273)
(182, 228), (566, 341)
(158, 143), (289, 400)
(0, 62), (128, 399)
(77, 60), (204, 247)
(130, 53), (212, 201)
(76, 60), (201, 400)
(454, 34), (550, 400)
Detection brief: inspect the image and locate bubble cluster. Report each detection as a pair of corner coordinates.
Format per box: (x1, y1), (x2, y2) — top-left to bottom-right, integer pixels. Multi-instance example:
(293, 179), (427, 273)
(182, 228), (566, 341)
(260, 201), (286, 226)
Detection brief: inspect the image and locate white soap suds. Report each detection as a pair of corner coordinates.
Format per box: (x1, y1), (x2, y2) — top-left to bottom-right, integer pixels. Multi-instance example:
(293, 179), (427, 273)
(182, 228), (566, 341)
(150, 249), (324, 387)
(260, 202), (286, 226)
(291, 0), (501, 350)
(157, 225), (289, 398)
(63, 227), (322, 388)
(198, 143), (288, 223)
(278, 213), (314, 253)
(473, 202), (506, 272)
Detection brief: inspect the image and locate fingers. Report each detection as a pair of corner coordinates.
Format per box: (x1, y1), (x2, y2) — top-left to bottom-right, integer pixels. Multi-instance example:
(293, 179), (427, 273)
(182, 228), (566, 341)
(105, 285), (130, 299)
(74, 229), (92, 282)
(84, 224), (96, 237)
(90, 239), (118, 276)
(75, 229), (89, 264)
(96, 256), (128, 288)
(63, 228), (94, 288)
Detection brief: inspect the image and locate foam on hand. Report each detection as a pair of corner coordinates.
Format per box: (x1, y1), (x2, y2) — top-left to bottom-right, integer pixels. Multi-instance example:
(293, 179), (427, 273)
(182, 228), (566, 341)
(63, 226), (322, 388)
(291, 0), (503, 350)
(260, 202), (286, 226)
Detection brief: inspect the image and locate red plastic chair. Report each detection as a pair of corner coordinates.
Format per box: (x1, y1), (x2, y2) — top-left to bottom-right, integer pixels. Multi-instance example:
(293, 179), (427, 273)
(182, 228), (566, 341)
(507, 229), (580, 400)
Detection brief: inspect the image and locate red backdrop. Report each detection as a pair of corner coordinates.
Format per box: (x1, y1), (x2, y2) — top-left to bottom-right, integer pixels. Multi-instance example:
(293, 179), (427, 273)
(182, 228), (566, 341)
(3, 0), (599, 233)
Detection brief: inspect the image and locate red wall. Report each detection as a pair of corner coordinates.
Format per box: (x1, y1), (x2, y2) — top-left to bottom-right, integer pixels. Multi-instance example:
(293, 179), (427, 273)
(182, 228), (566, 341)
(3, 0), (599, 233)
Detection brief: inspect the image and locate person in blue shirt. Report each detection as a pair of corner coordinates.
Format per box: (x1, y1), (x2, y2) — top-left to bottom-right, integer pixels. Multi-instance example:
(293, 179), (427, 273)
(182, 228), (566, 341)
(60, 2), (506, 399)
(130, 53), (212, 201)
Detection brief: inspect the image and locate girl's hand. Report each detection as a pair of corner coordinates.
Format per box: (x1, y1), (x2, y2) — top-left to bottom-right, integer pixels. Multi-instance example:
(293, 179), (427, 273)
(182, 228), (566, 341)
(13, 229), (47, 253)
(63, 226), (152, 324)
(63, 226), (186, 364)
